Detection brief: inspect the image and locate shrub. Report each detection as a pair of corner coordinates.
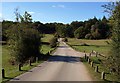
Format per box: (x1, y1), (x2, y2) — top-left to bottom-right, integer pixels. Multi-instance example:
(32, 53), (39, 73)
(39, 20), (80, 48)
(92, 32), (101, 39)
(85, 34), (93, 39)
(80, 43), (89, 46)
(74, 26), (86, 39)
(49, 37), (57, 48)
(63, 37), (68, 42)
(6, 27), (41, 64)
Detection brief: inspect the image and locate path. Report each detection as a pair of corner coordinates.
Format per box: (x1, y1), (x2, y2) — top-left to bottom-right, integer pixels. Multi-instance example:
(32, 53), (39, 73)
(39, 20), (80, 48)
(10, 41), (93, 81)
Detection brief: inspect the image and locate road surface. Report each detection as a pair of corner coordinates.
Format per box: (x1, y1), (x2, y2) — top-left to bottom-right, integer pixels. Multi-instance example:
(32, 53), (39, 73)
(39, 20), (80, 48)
(10, 42), (93, 81)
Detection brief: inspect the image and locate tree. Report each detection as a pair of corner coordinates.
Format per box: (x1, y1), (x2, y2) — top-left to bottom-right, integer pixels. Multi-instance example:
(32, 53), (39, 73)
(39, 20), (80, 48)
(90, 20), (110, 39)
(74, 26), (86, 39)
(103, 2), (120, 78)
(92, 29), (101, 39)
(102, 16), (108, 23)
(65, 24), (74, 38)
(70, 21), (84, 31)
(5, 9), (41, 64)
(45, 23), (56, 34)
(14, 7), (20, 22)
(23, 11), (32, 22)
(2, 21), (14, 41)
(49, 37), (57, 48)
(6, 27), (41, 64)
(85, 33), (92, 39)
(55, 23), (66, 38)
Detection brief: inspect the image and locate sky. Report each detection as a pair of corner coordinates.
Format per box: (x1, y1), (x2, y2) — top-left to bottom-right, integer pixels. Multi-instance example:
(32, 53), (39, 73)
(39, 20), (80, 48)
(1, 2), (109, 24)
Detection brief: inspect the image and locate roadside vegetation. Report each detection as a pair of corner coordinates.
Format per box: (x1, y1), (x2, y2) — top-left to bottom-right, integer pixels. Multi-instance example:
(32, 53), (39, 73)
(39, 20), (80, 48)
(1, 1), (120, 82)
(67, 2), (120, 81)
(2, 34), (55, 83)
(67, 38), (120, 82)
(80, 55), (120, 82)
(1, 8), (58, 82)
(67, 38), (110, 55)
(2, 44), (43, 83)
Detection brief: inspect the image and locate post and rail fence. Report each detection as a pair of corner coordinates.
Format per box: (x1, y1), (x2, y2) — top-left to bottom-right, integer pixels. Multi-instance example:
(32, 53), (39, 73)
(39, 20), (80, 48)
(84, 50), (107, 80)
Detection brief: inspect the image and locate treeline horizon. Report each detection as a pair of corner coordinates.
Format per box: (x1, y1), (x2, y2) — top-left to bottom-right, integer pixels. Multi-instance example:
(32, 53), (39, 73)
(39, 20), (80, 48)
(2, 15), (112, 41)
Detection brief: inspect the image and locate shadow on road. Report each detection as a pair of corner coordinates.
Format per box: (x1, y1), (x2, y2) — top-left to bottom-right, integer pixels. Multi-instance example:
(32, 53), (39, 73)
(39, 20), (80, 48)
(48, 55), (80, 63)
(20, 70), (33, 72)
(58, 45), (69, 48)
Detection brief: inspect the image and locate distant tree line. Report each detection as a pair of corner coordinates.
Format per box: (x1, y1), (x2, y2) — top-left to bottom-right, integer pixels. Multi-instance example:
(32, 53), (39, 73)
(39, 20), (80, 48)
(0, 8), (113, 64)
(2, 16), (112, 41)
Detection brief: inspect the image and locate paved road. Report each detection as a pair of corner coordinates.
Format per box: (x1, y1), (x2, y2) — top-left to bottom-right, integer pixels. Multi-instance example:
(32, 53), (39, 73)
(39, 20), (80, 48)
(10, 42), (92, 81)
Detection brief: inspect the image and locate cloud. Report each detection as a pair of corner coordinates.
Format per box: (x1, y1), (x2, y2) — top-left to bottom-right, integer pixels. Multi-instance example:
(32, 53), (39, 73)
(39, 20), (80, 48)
(52, 5), (56, 8)
(0, 13), (2, 21)
(28, 11), (35, 14)
(58, 5), (65, 8)
(0, 13), (2, 18)
(52, 5), (65, 8)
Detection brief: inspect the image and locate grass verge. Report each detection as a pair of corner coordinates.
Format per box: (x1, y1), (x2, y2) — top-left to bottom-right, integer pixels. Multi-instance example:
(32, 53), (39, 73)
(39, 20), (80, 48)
(80, 55), (120, 82)
(2, 34), (56, 83)
(67, 38), (110, 55)
(67, 38), (120, 82)
(2, 61), (43, 83)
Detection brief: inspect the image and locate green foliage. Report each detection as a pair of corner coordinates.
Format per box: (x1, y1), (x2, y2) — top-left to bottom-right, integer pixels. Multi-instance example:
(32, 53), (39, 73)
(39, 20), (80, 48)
(92, 29), (101, 39)
(67, 38), (110, 55)
(62, 37), (68, 42)
(74, 26), (86, 39)
(65, 24), (74, 38)
(103, 2), (120, 78)
(90, 57), (102, 64)
(49, 37), (58, 48)
(6, 27), (41, 64)
(2, 15), (111, 40)
(55, 23), (66, 38)
(85, 34), (92, 39)
(70, 21), (84, 31)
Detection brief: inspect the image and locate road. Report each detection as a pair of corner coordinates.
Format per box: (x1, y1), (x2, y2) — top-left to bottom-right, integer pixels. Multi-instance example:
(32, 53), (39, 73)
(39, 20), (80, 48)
(10, 41), (92, 81)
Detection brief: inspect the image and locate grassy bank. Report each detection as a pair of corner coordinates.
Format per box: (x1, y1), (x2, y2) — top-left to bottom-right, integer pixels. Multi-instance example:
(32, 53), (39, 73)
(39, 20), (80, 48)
(2, 34), (55, 82)
(2, 45), (43, 83)
(80, 56), (120, 82)
(67, 38), (120, 82)
(67, 38), (111, 55)
(41, 34), (54, 54)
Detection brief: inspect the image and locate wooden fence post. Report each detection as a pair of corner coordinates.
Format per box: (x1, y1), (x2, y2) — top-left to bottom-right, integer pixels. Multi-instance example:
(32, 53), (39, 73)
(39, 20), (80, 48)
(91, 50), (93, 54)
(29, 60), (32, 66)
(85, 53), (87, 60)
(95, 66), (98, 72)
(89, 53), (91, 57)
(36, 57), (38, 63)
(2, 68), (5, 78)
(84, 50), (85, 53)
(18, 64), (22, 71)
(90, 61), (93, 67)
(87, 58), (90, 64)
(101, 71), (105, 79)
(96, 52), (98, 57)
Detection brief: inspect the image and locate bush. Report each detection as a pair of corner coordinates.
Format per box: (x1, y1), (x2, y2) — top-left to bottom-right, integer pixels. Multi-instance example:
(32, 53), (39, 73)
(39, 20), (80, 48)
(63, 37), (68, 42)
(92, 32), (101, 39)
(85, 34), (93, 39)
(49, 37), (57, 48)
(6, 27), (41, 64)
(74, 26), (86, 39)
(80, 43), (89, 46)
